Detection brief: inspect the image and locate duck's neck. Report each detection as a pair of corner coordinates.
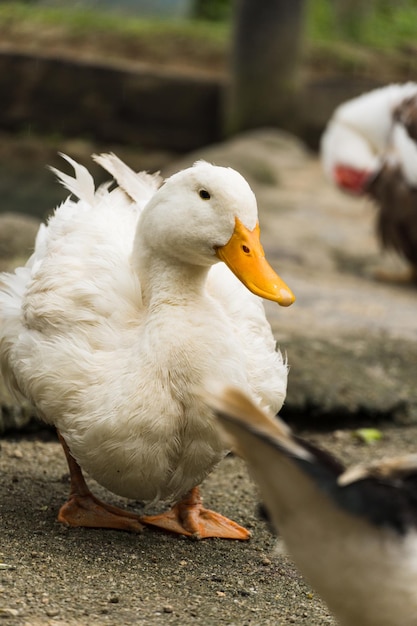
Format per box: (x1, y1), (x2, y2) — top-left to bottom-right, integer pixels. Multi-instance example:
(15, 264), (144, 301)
(135, 252), (212, 309)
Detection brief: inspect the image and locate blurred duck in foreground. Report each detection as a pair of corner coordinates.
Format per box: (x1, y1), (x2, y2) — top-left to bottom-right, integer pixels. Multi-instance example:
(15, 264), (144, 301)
(0, 154), (295, 540)
(211, 387), (417, 626)
(321, 82), (417, 283)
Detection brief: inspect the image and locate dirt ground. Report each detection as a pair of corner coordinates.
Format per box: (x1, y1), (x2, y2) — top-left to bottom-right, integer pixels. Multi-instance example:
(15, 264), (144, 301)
(2, 419), (417, 626)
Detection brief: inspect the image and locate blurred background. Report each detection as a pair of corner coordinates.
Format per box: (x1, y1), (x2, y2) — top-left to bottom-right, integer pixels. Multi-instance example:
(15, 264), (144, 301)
(0, 0), (416, 219)
(1, 1), (417, 456)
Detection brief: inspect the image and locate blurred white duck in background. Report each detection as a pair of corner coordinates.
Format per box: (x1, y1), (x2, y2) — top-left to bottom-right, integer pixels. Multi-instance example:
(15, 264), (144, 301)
(0, 154), (294, 539)
(321, 82), (417, 282)
(212, 388), (417, 626)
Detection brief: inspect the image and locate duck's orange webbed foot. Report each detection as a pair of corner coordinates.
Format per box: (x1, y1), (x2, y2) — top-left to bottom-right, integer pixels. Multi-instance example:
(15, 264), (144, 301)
(140, 486), (250, 540)
(58, 492), (144, 533)
(57, 431), (144, 533)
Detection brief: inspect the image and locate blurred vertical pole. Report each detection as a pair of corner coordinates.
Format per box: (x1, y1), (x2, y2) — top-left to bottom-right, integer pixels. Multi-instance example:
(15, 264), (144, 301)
(226, 0), (305, 135)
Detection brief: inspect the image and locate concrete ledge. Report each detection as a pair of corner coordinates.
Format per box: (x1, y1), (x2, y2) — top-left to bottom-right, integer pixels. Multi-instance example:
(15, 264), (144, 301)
(0, 49), (224, 152)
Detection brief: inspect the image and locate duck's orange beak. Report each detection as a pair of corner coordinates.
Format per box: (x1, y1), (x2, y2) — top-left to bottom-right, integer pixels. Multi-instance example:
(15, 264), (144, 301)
(215, 218), (295, 307)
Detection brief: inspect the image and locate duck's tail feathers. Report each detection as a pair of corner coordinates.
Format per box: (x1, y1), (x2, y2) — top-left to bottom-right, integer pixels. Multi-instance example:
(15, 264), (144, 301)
(49, 153), (96, 206)
(208, 386), (312, 462)
(93, 152), (162, 207)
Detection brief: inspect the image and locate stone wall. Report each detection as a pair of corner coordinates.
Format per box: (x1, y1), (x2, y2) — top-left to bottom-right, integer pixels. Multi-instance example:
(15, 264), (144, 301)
(0, 50), (224, 152)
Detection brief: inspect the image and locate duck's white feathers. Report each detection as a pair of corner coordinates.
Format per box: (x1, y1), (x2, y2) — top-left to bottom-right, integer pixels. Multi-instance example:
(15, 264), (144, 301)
(50, 153), (97, 206)
(206, 266), (287, 412)
(0, 155), (287, 504)
(93, 152), (162, 205)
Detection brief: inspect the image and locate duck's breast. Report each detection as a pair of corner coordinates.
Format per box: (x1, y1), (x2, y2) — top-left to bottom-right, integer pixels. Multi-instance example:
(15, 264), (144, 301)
(207, 263), (288, 415)
(55, 299), (251, 502)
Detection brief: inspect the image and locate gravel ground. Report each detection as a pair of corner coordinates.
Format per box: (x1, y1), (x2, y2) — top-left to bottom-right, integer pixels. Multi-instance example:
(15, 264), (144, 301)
(2, 420), (417, 626)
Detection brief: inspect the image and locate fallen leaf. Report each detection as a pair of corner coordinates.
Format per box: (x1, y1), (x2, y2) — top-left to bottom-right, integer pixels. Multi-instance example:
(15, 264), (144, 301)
(353, 428), (382, 445)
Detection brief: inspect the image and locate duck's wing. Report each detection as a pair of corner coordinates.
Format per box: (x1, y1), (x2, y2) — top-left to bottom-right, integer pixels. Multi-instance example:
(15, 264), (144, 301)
(366, 122), (417, 268)
(369, 159), (417, 267)
(394, 93), (417, 143)
(0, 155), (157, 349)
(389, 122), (417, 186)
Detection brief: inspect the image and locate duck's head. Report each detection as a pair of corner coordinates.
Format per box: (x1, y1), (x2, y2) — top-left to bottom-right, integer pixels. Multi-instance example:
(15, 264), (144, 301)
(137, 161), (295, 307)
(320, 121), (380, 196)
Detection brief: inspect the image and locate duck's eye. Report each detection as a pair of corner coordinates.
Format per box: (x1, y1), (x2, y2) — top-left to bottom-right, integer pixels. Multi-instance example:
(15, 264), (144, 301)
(199, 189), (211, 200)
(242, 245), (250, 254)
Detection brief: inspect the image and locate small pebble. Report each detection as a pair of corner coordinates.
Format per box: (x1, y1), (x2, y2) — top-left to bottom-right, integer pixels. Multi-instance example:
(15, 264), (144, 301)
(9, 449), (23, 459)
(0, 608), (19, 618)
(163, 605), (173, 613)
(108, 595), (119, 604)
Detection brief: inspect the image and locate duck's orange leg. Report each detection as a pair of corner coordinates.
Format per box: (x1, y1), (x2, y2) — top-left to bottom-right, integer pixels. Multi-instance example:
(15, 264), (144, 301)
(140, 486), (250, 540)
(57, 431), (144, 533)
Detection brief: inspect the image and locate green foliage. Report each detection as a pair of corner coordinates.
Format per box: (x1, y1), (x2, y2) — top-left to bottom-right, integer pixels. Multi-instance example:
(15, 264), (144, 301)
(193, 0), (232, 22)
(1, 0), (417, 54)
(307, 0), (417, 49)
(0, 2), (229, 40)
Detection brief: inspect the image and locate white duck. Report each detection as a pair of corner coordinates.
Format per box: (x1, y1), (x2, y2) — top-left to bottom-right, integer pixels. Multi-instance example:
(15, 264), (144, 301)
(0, 154), (294, 539)
(320, 82), (417, 282)
(212, 388), (417, 625)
